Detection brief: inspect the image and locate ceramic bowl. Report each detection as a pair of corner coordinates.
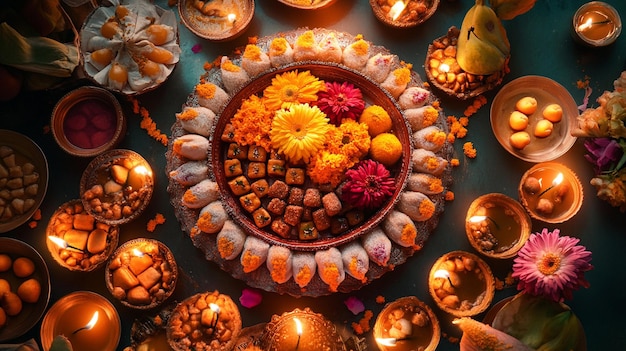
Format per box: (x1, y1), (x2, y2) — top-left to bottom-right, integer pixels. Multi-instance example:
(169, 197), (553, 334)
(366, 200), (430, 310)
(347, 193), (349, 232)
(51, 86), (126, 157)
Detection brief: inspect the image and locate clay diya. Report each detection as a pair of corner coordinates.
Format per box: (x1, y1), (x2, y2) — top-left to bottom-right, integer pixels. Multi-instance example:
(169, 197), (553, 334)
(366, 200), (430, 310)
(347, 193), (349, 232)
(370, 0), (439, 28)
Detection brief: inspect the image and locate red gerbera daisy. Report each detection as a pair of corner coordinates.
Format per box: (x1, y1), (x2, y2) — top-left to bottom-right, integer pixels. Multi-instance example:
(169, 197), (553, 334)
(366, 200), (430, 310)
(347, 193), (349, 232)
(315, 81), (365, 126)
(341, 159), (395, 209)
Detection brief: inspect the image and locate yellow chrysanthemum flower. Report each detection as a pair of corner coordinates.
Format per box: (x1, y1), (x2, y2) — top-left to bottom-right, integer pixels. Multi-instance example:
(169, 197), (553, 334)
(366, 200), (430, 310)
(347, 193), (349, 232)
(270, 104), (330, 163)
(263, 70), (325, 111)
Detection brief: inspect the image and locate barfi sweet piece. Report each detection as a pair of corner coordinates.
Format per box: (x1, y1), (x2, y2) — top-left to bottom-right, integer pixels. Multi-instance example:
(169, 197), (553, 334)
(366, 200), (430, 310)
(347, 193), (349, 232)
(268, 180), (289, 199)
(312, 208), (331, 231)
(227, 143), (248, 160)
(224, 159), (243, 177)
(247, 145), (268, 162)
(283, 205), (304, 226)
(322, 192), (342, 216)
(240, 193), (261, 213)
(252, 208), (272, 228)
(285, 167), (305, 185)
(267, 159), (286, 177)
(271, 218), (291, 238)
(298, 221), (319, 241)
(287, 187), (304, 205)
(267, 198), (287, 216)
(251, 179), (270, 198)
(228, 176), (251, 196)
(303, 188), (322, 207)
(247, 162), (266, 179)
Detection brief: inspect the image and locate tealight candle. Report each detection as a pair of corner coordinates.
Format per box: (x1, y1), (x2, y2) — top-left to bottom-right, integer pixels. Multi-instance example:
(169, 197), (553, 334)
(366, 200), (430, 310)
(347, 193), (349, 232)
(428, 251), (495, 317)
(260, 308), (346, 351)
(518, 162), (583, 223)
(465, 193), (531, 259)
(573, 1), (622, 47)
(40, 291), (121, 351)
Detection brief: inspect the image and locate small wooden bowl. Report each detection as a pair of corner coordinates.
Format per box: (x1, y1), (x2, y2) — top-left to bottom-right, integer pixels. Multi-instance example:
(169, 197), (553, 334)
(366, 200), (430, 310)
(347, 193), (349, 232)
(51, 86), (126, 157)
(428, 251), (495, 317)
(179, 0), (254, 41)
(105, 238), (178, 310)
(46, 199), (120, 272)
(373, 296), (440, 351)
(425, 27), (508, 100)
(370, 0), (439, 28)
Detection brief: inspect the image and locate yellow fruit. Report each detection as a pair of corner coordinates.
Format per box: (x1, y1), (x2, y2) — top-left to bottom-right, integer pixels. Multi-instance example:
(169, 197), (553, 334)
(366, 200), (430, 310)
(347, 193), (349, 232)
(508, 111), (529, 131)
(0, 254), (11, 272)
(515, 96), (537, 115)
(12, 257), (35, 278)
(369, 133), (402, 166)
(91, 48), (114, 67)
(359, 105), (392, 137)
(100, 21), (120, 39)
(510, 131), (530, 150)
(542, 103), (563, 123)
(17, 278), (41, 304)
(534, 119), (554, 138)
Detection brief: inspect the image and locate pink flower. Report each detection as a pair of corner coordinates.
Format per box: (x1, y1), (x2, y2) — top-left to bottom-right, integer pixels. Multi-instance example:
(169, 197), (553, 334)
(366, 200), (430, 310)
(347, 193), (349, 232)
(315, 81), (365, 126)
(344, 296), (365, 315)
(239, 288), (263, 308)
(191, 43), (202, 53)
(341, 160), (395, 209)
(512, 228), (593, 302)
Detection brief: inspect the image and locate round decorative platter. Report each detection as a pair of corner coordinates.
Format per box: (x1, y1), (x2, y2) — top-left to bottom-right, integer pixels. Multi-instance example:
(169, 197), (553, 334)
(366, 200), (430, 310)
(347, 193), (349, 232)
(166, 28), (454, 297)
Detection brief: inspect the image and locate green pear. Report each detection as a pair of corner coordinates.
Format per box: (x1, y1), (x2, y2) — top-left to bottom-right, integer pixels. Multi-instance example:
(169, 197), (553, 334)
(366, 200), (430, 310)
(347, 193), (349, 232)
(456, 0), (511, 75)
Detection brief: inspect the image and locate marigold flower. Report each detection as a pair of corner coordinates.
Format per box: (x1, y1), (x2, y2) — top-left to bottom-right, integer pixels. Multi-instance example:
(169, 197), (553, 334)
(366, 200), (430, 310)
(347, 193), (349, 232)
(270, 103), (330, 163)
(231, 95), (274, 151)
(263, 70), (325, 111)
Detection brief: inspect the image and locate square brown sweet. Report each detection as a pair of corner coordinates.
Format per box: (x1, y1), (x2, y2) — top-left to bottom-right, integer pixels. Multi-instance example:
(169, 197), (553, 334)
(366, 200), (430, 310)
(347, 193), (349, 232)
(330, 217), (349, 235)
(228, 176), (251, 195)
(283, 205), (304, 226)
(312, 208), (331, 231)
(247, 145), (268, 162)
(303, 188), (322, 207)
(285, 167), (305, 185)
(288, 187), (304, 205)
(322, 192), (342, 216)
(227, 143), (248, 160)
(247, 162), (266, 179)
(271, 218), (291, 238)
(268, 180), (289, 199)
(302, 207), (313, 221)
(240, 193), (261, 213)
(221, 123), (236, 142)
(224, 159), (242, 177)
(267, 198), (287, 215)
(137, 266), (162, 289)
(251, 179), (270, 198)
(252, 208), (272, 228)
(299, 221), (319, 241)
(267, 159), (286, 177)
(346, 209), (365, 226)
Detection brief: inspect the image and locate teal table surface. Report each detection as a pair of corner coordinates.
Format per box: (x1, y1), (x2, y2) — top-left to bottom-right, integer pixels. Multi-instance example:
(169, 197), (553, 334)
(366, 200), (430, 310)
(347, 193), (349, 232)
(2, 0), (626, 349)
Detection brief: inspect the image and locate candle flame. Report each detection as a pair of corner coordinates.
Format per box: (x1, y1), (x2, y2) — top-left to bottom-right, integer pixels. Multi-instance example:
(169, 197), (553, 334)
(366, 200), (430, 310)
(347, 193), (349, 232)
(209, 303), (220, 314)
(376, 337), (398, 346)
(388, 1), (406, 21)
(85, 311), (99, 330)
(552, 173), (564, 186)
(227, 13), (236, 23)
(294, 317), (303, 336)
(133, 165), (151, 177)
(433, 269), (451, 280)
(578, 18), (593, 32)
(132, 248), (144, 257)
(48, 236), (68, 249)
(468, 215), (487, 224)
(439, 63), (450, 73)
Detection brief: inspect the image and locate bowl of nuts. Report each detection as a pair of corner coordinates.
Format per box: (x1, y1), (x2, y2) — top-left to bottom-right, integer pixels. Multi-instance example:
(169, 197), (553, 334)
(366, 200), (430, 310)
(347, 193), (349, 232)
(105, 238), (178, 309)
(167, 290), (241, 351)
(46, 199), (120, 272)
(0, 130), (48, 233)
(80, 149), (154, 225)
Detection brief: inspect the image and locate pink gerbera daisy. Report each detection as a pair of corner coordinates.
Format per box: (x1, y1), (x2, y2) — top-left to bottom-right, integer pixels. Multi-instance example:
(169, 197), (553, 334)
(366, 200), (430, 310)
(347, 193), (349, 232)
(315, 81), (365, 126)
(512, 228), (593, 302)
(341, 159), (395, 209)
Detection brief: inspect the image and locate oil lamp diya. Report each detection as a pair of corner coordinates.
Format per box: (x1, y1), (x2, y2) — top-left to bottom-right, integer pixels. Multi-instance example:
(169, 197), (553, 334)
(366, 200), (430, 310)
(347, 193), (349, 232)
(518, 162), (583, 223)
(260, 308), (346, 351)
(465, 193), (531, 259)
(428, 251), (495, 317)
(373, 296), (440, 351)
(573, 1), (622, 47)
(40, 291), (121, 351)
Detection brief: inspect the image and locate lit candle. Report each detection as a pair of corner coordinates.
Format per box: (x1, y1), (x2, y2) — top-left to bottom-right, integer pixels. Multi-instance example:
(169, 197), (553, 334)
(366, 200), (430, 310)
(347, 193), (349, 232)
(294, 317), (302, 350)
(48, 236), (85, 253)
(538, 172), (563, 197)
(388, 1), (406, 21)
(433, 269), (456, 288)
(41, 291), (121, 351)
(209, 303), (221, 328)
(228, 13), (236, 25)
(573, 1), (622, 46)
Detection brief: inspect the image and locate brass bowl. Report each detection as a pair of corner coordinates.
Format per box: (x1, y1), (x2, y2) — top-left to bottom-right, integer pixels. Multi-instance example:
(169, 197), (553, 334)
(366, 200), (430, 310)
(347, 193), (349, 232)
(105, 238), (178, 310)
(51, 86), (126, 157)
(428, 250), (495, 317)
(277, 0), (337, 10)
(370, 0), (439, 28)
(178, 0), (254, 41)
(373, 296), (440, 351)
(465, 193), (531, 259)
(46, 199), (120, 272)
(211, 62), (412, 251)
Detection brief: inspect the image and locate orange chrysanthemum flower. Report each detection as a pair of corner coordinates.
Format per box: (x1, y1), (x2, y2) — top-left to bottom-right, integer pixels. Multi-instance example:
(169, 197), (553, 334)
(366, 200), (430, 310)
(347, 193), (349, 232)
(263, 70), (325, 111)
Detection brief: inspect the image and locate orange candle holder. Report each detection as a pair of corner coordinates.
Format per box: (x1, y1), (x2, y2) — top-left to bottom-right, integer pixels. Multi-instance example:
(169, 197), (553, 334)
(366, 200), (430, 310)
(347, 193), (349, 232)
(573, 1), (622, 47)
(373, 296), (440, 351)
(428, 251), (495, 318)
(518, 162), (583, 224)
(465, 193), (531, 259)
(40, 291), (121, 351)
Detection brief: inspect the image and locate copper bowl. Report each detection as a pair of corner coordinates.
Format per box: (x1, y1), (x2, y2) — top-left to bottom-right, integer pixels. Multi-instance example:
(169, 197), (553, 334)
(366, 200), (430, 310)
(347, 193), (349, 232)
(46, 199), (120, 272)
(51, 86), (126, 157)
(373, 296), (440, 351)
(278, 0), (337, 10)
(370, 0), (439, 28)
(105, 238), (177, 310)
(211, 62), (412, 251)
(178, 0), (254, 41)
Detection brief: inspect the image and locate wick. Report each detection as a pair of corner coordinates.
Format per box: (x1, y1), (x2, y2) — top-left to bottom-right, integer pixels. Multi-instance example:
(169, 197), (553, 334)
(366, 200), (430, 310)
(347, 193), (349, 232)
(295, 334), (301, 350)
(485, 216), (500, 230)
(446, 276), (455, 288)
(591, 19), (612, 25)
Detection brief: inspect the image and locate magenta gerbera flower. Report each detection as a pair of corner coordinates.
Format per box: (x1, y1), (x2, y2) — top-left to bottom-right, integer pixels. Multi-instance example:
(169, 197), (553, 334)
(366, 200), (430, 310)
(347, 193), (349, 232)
(341, 159), (395, 209)
(315, 81), (365, 126)
(512, 228), (593, 302)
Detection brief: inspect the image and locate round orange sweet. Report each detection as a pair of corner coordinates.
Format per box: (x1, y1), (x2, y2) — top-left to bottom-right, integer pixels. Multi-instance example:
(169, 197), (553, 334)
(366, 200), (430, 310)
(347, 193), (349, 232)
(12, 257), (35, 278)
(515, 96), (538, 115)
(0, 254), (11, 272)
(369, 133), (402, 166)
(542, 103), (563, 123)
(359, 105), (392, 137)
